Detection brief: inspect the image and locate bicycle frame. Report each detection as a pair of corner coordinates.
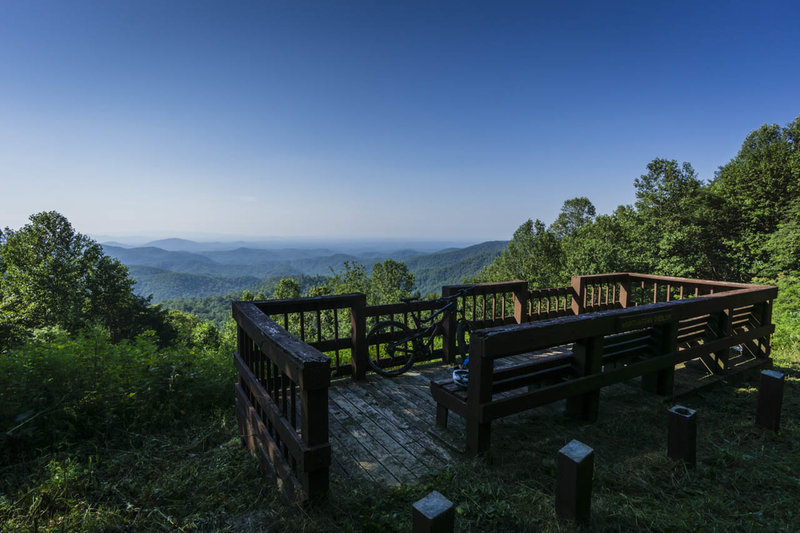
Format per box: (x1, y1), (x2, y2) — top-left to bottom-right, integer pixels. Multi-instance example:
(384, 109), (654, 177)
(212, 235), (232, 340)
(407, 300), (456, 355)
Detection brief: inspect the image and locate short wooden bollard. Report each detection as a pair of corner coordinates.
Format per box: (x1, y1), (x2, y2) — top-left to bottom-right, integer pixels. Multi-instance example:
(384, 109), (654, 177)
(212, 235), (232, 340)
(412, 491), (454, 533)
(668, 405), (697, 467)
(756, 369), (785, 432)
(556, 440), (594, 522)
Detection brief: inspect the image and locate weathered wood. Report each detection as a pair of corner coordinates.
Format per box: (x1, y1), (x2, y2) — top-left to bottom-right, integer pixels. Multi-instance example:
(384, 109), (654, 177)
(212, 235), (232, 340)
(556, 440), (594, 522)
(327, 395), (401, 486)
(479, 324), (774, 423)
(233, 302), (331, 389)
(667, 405), (697, 467)
(466, 336), (492, 454)
(235, 385), (304, 502)
(412, 491), (454, 533)
(255, 292), (364, 314)
(642, 321), (678, 395)
(566, 336), (603, 421)
(480, 286), (777, 359)
(756, 369), (785, 431)
(570, 276), (585, 315)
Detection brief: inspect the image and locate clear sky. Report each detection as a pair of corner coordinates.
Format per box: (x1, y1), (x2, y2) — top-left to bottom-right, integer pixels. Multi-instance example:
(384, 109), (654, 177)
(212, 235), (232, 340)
(1, 1), (798, 242)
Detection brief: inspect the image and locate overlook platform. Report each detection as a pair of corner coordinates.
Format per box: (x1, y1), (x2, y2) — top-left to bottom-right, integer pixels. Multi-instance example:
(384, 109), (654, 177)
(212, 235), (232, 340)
(232, 273), (776, 501)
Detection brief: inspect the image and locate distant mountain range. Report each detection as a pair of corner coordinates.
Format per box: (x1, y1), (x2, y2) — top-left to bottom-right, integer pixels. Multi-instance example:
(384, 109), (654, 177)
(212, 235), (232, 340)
(101, 239), (508, 302)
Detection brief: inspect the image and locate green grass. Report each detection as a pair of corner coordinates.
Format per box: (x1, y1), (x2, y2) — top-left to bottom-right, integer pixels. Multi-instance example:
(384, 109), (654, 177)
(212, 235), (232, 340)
(2, 329), (798, 531)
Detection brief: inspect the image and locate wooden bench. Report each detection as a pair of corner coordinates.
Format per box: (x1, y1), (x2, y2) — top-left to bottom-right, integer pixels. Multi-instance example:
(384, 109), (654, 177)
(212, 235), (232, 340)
(430, 349), (576, 428)
(430, 284), (776, 455)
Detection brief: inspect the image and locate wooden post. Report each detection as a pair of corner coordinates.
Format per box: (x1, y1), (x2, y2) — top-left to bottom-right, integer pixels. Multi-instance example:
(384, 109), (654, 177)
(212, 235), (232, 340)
(301, 372), (330, 500)
(513, 282), (528, 323)
(441, 286), (457, 364)
(566, 336), (602, 422)
(412, 491), (454, 533)
(466, 335), (492, 454)
(570, 276), (585, 315)
(642, 321), (677, 395)
(619, 277), (631, 308)
(756, 369), (785, 432)
(350, 293), (368, 380)
(556, 440), (594, 522)
(667, 405), (697, 467)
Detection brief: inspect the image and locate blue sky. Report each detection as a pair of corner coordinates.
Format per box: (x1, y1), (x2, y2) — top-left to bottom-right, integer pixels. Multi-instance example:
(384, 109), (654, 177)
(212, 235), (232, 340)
(1, 1), (798, 242)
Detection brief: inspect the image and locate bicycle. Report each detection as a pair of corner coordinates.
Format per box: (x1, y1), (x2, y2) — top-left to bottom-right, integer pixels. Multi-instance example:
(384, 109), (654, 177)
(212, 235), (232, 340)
(366, 287), (473, 377)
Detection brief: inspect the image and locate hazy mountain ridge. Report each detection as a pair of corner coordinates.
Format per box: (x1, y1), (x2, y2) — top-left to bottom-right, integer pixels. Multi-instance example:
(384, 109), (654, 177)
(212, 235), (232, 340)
(104, 239), (507, 302)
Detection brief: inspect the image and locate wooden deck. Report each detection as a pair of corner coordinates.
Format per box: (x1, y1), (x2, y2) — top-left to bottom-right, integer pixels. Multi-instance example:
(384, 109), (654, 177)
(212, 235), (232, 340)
(326, 347), (769, 487)
(328, 363), (459, 486)
(327, 346), (573, 486)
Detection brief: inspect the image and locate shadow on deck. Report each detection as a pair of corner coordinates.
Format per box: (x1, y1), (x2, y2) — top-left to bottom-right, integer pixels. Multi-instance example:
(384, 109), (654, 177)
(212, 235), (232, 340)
(327, 347), (765, 488)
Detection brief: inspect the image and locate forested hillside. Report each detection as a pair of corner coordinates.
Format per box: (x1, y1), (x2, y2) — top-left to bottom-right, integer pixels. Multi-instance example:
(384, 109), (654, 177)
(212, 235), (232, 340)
(103, 239), (504, 303)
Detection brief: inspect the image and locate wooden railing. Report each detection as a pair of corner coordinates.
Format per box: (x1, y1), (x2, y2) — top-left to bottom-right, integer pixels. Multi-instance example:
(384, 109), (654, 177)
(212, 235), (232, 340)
(233, 302), (331, 502)
(461, 279), (777, 453)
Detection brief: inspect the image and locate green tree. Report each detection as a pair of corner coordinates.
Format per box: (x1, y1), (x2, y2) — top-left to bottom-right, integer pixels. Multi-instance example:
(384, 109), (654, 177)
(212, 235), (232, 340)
(327, 261), (369, 295)
(272, 278), (301, 299)
(561, 207), (648, 277)
(711, 116), (800, 277)
(0, 211), (165, 346)
(476, 219), (564, 288)
(632, 159), (732, 279)
(550, 197), (596, 239)
(369, 259), (414, 305)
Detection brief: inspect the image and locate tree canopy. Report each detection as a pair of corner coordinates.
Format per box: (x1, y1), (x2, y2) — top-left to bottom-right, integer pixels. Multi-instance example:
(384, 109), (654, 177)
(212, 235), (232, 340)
(477, 115), (800, 287)
(0, 211), (170, 347)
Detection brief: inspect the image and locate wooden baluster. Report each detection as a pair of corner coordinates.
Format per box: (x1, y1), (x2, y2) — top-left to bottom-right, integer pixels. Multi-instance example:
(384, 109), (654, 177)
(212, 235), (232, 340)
(299, 312), (305, 341)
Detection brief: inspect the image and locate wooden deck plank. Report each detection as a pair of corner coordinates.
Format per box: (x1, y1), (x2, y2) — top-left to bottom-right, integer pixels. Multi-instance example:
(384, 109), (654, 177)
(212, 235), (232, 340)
(355, 373), (464, 458)
(332, 385), (431, 482)
(329, 388), (423, 485)
(335, 380), (451, 470)
(327, 394), (402, 486)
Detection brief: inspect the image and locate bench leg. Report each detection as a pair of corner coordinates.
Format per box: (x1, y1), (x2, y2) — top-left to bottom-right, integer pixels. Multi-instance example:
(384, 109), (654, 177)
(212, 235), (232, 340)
(466, 419), (491, 455)
(436, 404), (449, 428)
(566, 391), (600, 422)
(641, 366), (674, 396)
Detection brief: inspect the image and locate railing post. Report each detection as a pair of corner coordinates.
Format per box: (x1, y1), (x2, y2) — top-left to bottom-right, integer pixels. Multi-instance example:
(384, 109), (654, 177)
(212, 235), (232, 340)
(301, 376), (330, 500)
(513, 281), (528, 323)
(570, 276), (585, 315)
(441, 286), (457, 364)
(350, 293), (368, 380)
(566, 335), (602, 422)
(642, 321), (677, 395)
(619, 276), (631, 308)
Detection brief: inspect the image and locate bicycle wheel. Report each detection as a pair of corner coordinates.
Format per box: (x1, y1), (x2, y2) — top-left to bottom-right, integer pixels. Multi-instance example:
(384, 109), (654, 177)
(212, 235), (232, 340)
(456, 319), (471, 368)
(366, 320), (418, 377)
